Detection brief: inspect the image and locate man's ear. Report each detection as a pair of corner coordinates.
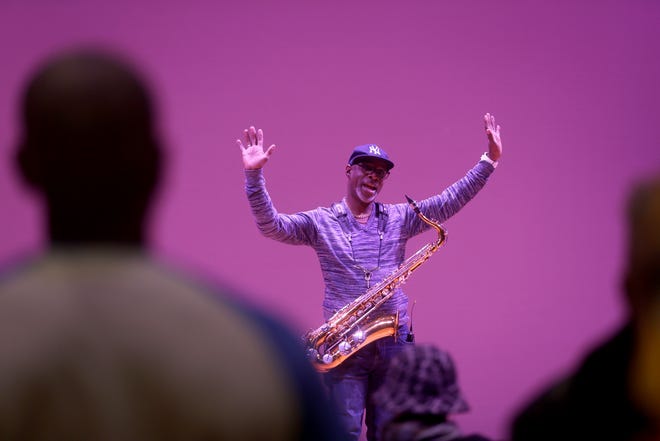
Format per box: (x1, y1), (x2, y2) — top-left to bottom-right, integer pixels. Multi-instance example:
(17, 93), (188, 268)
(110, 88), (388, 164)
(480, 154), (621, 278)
(16, 141), (43, 191)
(345, 165), (351, 175)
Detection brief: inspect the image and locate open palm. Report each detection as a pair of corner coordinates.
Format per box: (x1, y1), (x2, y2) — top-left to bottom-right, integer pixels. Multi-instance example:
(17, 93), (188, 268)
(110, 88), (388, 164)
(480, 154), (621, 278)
(484, 113), (502, 162)
(237, 126), (275, 170)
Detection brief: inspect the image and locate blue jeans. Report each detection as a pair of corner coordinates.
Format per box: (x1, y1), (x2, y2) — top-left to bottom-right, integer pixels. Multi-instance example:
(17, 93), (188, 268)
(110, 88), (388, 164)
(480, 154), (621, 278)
(323, 331), (413, 441)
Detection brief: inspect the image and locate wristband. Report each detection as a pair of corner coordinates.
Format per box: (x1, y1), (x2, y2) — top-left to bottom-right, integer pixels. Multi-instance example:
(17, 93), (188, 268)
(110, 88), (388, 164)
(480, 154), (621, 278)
(480, 152), (498, 168)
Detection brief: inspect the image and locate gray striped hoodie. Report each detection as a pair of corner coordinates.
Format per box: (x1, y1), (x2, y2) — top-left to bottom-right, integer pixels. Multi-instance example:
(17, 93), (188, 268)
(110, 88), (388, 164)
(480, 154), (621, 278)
(245, 160), (494, 327)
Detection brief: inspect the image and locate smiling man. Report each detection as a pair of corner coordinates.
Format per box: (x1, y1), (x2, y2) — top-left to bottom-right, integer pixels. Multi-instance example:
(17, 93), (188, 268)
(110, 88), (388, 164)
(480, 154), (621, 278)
(238, 115), (502, 441)
(344, 145), (394, 222)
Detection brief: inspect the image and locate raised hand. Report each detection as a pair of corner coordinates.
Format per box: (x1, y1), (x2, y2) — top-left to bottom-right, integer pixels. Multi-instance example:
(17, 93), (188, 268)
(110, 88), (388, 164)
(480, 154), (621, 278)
(484, 113), (502, 162)
(237, 125), (276, 170)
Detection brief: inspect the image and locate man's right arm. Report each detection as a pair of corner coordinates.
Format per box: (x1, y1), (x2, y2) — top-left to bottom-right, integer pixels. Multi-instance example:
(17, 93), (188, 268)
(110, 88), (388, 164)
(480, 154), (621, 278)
(239, 126), (316, 245)
(245, 168), (316, 245)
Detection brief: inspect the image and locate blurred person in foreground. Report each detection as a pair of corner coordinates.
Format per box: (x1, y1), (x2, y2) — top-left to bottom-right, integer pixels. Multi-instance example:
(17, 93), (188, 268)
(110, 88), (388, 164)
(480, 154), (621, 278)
(372, 344), (492, 441)
(510, 175), (660, 441)
(0, 48), (347, 441)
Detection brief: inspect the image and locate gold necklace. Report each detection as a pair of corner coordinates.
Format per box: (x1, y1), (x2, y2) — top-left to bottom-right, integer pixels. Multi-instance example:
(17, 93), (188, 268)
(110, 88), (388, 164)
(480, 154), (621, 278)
(344, 199), (372, 219)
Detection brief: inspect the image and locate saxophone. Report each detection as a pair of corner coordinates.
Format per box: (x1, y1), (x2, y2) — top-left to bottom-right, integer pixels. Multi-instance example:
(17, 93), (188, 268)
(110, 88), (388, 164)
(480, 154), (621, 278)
(304, 195), (448, 372)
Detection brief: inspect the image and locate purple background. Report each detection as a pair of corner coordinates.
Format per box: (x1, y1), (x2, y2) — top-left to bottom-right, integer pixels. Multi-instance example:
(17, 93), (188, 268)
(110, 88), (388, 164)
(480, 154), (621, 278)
(1, 1), (659, 439)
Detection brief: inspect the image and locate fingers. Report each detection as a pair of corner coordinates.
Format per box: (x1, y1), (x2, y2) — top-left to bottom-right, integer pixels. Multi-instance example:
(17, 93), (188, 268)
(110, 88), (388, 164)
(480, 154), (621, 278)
(242, 126), (265, 147)
(265, 144), (276, 157)
(249, 126), (257, 145)
(484, 113), (500, 134)
(484, 114), (491, 139)
(237, 139), (245, 151)
(244, 126), (256, 146)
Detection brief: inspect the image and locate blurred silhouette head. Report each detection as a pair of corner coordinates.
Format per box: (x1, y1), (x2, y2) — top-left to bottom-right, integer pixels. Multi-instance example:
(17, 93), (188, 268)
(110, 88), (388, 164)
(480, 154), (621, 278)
(625, 175), (660, 429)
(373, 344), (469, 417)
(16, 48), (161, 246)
(625, 175), (660, 315)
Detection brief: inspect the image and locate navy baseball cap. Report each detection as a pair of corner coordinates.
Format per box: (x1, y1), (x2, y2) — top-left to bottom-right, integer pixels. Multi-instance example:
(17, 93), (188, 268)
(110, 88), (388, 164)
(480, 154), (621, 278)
(348, 144), (394, 170)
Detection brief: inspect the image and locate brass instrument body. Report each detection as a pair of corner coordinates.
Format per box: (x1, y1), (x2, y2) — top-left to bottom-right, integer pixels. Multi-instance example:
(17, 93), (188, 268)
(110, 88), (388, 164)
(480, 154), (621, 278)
(304, 196), (447, 372)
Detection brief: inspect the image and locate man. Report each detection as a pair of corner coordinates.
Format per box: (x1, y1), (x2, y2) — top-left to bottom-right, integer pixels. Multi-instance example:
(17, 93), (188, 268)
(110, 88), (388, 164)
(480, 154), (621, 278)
(0, 49), (346, 441)
(239, 115), (502, 440)
(509, 176), (660, 441)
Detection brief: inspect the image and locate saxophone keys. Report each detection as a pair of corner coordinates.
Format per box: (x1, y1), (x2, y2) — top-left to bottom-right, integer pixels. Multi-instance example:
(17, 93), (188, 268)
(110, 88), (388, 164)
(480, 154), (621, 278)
(338, 341), (352, 355)
(352, 329), (366, 344)
(322, 353), (334, 364)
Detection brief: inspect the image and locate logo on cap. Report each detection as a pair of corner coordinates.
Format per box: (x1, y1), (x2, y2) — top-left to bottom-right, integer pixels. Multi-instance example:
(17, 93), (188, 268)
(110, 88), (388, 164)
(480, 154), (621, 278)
(369, 145), (381, 156)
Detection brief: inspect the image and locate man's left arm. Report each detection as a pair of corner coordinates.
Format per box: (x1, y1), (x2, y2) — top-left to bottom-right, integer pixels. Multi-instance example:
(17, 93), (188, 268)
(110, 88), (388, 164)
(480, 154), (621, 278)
(407, 113), (503, 231)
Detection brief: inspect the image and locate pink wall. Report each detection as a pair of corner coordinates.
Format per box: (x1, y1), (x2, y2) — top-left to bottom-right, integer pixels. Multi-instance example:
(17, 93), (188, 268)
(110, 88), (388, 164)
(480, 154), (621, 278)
(1, 1), (659, 439)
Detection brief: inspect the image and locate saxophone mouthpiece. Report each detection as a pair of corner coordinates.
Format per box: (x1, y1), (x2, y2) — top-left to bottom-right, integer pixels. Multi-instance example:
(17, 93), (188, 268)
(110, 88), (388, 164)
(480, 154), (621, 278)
(405, 195), (421, 214)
